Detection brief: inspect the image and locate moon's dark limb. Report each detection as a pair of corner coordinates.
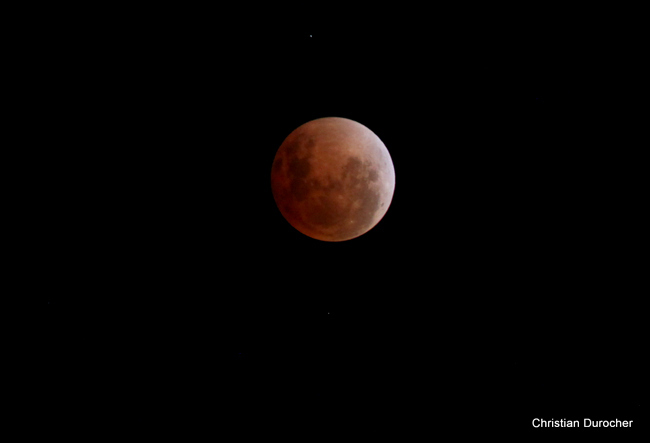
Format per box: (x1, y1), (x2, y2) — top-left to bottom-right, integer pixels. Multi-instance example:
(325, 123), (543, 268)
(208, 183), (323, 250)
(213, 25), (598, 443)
(271, 117), (395, 242)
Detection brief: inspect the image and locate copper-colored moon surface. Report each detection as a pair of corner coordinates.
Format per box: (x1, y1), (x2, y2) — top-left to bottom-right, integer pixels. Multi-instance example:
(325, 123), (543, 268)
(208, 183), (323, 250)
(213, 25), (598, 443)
(271, 117), (395, 242)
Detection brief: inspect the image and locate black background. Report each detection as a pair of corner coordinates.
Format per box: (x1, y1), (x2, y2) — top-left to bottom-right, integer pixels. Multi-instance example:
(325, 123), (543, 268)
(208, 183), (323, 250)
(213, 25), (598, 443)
(23, 6), (643, 436)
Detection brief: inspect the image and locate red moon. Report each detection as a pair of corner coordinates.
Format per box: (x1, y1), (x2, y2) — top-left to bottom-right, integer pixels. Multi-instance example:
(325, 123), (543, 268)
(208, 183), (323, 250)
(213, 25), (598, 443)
(271, 117), (395, 242)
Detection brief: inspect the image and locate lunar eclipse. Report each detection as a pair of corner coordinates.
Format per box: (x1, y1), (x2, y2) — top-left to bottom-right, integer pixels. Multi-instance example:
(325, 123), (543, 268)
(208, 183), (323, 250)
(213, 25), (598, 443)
(271, 117), (395, 241)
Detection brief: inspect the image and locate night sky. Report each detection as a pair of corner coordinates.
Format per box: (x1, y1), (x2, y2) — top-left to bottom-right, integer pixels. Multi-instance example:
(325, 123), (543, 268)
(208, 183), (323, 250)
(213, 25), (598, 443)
(29, 8), (642, 435)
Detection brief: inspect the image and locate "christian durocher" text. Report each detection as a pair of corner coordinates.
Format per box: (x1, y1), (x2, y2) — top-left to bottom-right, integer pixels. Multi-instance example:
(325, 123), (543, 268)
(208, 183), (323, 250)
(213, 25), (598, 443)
(532, 418), (633, 428)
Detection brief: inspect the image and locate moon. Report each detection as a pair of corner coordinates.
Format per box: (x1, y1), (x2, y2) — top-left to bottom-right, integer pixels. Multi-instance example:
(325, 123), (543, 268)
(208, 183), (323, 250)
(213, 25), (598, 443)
(271, 117), (395, 242)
